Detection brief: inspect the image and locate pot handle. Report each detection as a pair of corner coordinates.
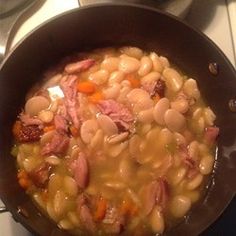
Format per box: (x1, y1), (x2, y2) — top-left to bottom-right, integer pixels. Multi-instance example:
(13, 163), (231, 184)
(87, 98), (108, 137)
(0, 0), (38, 64)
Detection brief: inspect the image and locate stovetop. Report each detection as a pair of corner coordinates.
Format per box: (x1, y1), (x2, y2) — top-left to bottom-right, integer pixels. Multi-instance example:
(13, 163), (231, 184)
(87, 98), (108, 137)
(0, 0), (235, 235)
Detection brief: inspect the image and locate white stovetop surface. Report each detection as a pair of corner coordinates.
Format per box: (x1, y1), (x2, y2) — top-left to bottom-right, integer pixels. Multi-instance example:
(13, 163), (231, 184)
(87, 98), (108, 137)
(1, 0), (236, 235)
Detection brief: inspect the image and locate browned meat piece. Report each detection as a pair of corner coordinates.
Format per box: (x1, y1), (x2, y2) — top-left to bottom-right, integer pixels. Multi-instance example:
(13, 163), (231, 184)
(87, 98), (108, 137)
(64, 58), (95, 74)
(19, 114), (43, 127)
(97, 99), (134, 131)
(54, 114), (68, 133)
(28, 162), (51, 188)
(60, 75), (80, 128)
(79, 205), (96, 233)
(41, 131), (69, 155)
(13, 121), (42, 143)
(71, 152), (89, 189)
(142, 178), (170, 215)
(142, 79), (166, 98)
(204, 126), (219, 145)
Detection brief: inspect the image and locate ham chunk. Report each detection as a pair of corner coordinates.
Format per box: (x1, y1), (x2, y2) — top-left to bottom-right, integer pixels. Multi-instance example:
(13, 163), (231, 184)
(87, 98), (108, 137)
(204, 126), (219, 145)
(29, 162), (51, 188)
(80, 205), (96, 233)
(41, 131), (69, 155)
(65, 58), (95, 74)
(60, 75), (80, 128)
(54, 114), (68, 133)
(98, 99), (134, 131)
(71, 152), (89, 189)
(142, 79), (166, 98)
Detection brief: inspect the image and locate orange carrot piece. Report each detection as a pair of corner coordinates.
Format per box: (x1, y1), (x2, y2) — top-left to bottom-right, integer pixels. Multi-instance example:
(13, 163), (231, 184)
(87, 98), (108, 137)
(43, 125), (55, 133)
(94, 198), (107, 221)
(17, 170), (27, 179)
(120, 199), (138, 216)
(152, 94), (161, 103)
(69, 125), (79, 137)
(77, 81), (96, 94)
(126, 74), (140, 88)
(88, 91), (104, 103)
(18, 178), (31, 189)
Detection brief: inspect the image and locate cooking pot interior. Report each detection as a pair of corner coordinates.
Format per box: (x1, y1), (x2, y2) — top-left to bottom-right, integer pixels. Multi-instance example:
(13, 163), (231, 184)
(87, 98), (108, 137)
(0, 4), (236, 236)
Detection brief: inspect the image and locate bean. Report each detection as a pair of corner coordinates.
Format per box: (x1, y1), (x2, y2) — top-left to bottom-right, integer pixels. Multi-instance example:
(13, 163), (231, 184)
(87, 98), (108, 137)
(89, 69), (109, 85)
(121, 79), (131, 87)
(49, 99), (58, 112)
(59, 219), (74, 230)
(101, 57), (120, 72)
(80, 119), (99, 144)
(183, 79), (200, 99)
(129, 134), (141, 157)
(141, 123), (152, 135)
(188, 141), (199, 161)
(119, 56), (140, 74)
(192, 107), (202, 120)
(53, 190), (66, 217)
(187, 174), (203, 190)
(153, 98), (170, 125)
(90, 129), (104, 149)
(67, 211), (80, 226)
(23, 158), (39, 172)
(45, 155), (61, 165)
(159, 56), (170, 68)
(105, 180), (126, 189)
(107, 141), (128, 157)
(120, 46), (143, 59)
(97, 114), (118, 136)
(204, 107), (216, 126)
(40, 130), (55, 146)
(146, 127), (161, 141)
(38, 110), (54, 123)
(127, 88), (150, 104)
(133, 97), (154, 113)
(170, 195), (191, 218)
(25, 96), (50, 116)
(140, 72), (161, 86)
(104, 83), (121, 99)
(63, 176), (78, 197)
(185, 190), (200, 203)
(48, 174), (63, 196)
(150, 206), (165, 234)
(47, 202), (59, 221)
(164, 109), (186, 132)
(108, 71), (125, 85)
(163, 68), (183, 92)
(107, 132), (129, 144)
(119, 157), (135, 181)
(150, 52), (164, 73)
(158, 128), (173, 147)
(33, 193), (46, 210)
(199, 155), (214, 175)
(137, 108), (154, 123)
(117, 86), (131, 103)
(171, 97), (189, 114)
(71, 146), (80, 159)
(174, 132), (186, 146)
(172, 167), (187, 185)
(138, 56), (153, 76)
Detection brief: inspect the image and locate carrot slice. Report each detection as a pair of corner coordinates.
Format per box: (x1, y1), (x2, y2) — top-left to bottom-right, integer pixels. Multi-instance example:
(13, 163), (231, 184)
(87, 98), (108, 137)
(126, 74), (140, 88)
(120, 198), (138, 216)
(94, 198), (107, 221)
(88, 91), (104, 103)
(43, 125), (55, 133)
(19, 178), (31, 189)
(69, 125), (79, 137)
(77, 81), (96, 94)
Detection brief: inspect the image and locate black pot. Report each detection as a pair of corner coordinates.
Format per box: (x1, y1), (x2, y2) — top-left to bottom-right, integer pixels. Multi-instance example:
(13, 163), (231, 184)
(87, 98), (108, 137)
(0, 4), (235, 236)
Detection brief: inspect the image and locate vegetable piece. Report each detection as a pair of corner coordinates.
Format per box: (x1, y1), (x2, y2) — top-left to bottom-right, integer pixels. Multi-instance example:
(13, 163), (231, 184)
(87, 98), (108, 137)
(69, 125), (79, 137)
(94, 197), (107, 221)
(77, 81), (96, 94)
(43, 125), (55, 133)
(120, 198), (138, 216)
(88, 91), (104, 103)
(126, 74), (140, 88)
(17, 170), (31, 189)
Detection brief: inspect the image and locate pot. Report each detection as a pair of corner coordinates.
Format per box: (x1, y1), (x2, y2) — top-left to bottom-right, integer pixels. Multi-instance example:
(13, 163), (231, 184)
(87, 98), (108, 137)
(0, 3), (235, 236)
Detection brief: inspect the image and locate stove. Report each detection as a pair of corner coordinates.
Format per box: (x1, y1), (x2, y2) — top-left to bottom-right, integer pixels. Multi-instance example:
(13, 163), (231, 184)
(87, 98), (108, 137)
(0, 0), (235, 235)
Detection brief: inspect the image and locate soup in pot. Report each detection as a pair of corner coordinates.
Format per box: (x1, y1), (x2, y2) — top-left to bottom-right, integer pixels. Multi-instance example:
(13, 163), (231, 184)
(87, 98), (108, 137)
(12, 46), (219, 235)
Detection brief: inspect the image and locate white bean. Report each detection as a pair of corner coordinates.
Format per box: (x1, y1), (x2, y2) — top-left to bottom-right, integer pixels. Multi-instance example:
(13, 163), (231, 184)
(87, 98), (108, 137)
(67, 212), (80, 226)
(48, 174), (62, 196)
(204, 107), (216, 126)
(47, 202), (59, 221)
(138, 56), (153, 76)
(199, 155), (214, 175)
(89, 69), (109, 85)
(158, 128), (173, 146)
(171, 97), (189, 114)
(164, 109), (186, 132)
(187, 174), (203, 190)
(140, 72), (161, 86)
(172, 167), (187, 185)
(127, 88), (150, 104)
(80, 119), (99, 144)
(63, 176), (78, 197)
(97, 114), (118, 136)
(163, 68), (183, 92)
(108, 141), (128, 157)
(119, 157), (135, 181)
(146, 127), (161, 141)
(107, 132), (129, 144)
(121, 80), (131, 87)
(153, 98), (170, 125)
(90, 129), (104, 149)
(53, 190), (66, 217)
(174, 132), (186, 146)
(25, 96), (50, 116)
(188, 141), (199, 161)
(159, 56), (170, 68)
(45, 155), (61, 165)
(183, 78), (200, 99)
(108, 71), (125, 85)
(105, 180), (126, 189)
(40, 130), (55, 145)
(59, 219), (74, 230)
(150, 206), (165, 234)
(170, 195), (191, 218)
(150, 52), (164, 73)
(101, 57), (120, 72)
(104, 83), (121, 99)
(23, 158), (39, 172)
(38, 110), (54, 123)
(129, 134), (141, 157)
(120, 46), (143, 59)
(119, 56), (140, 74)
(137, 108), (154, 123)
